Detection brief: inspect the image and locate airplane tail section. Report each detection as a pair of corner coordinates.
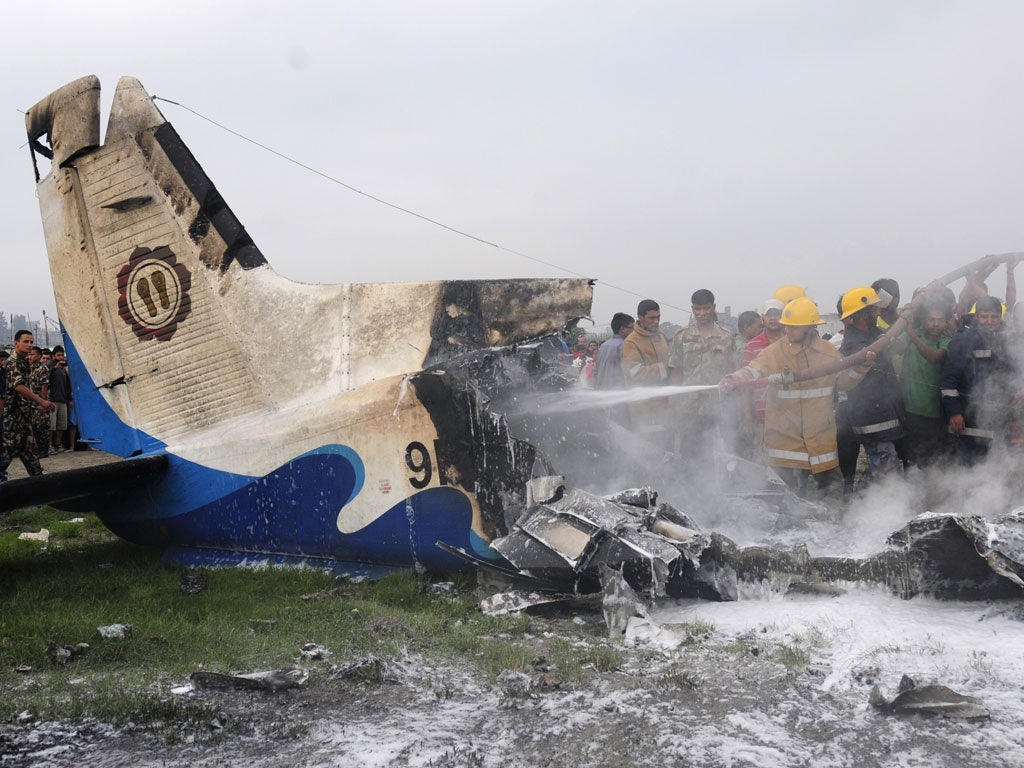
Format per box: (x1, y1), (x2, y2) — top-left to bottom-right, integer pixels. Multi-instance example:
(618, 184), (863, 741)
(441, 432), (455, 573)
(28, 76), (273, 457)
(27, 76), (592, 466)
(25, 74), (593, 569)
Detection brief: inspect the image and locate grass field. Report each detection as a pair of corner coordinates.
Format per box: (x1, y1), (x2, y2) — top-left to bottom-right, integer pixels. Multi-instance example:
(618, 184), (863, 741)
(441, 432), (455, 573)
(0, 507), (569, 731)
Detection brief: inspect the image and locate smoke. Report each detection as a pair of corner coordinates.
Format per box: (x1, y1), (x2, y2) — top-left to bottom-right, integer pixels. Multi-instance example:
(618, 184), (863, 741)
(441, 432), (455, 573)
(519, 385), (720, 416)
(818, 444), (1024, 563)
(816, 471), (926, 556)
(503, 382), (781, 535)
(501, 376), (1024, 563)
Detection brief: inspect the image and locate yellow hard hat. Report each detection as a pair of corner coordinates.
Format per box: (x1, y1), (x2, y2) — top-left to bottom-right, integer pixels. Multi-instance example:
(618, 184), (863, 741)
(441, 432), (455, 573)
(968, 298), (1007, 318)
(780, 296), (825, 326)
(840, 286), (880, 320)
(774, 285), (806, 304)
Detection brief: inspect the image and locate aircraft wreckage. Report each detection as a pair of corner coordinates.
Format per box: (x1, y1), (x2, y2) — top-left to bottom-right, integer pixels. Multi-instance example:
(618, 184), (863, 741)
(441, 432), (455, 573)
(444, 475), (1024, 616)
(12, 75), (1024, 605)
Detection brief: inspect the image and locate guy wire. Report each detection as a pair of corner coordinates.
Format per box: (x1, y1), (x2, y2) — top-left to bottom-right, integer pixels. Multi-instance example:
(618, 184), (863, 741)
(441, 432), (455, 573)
(152, 96), (689, 315)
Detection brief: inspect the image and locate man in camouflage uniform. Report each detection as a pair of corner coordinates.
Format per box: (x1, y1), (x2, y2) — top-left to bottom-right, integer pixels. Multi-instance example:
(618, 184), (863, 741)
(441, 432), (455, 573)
(0, 331), (54, 479)
(670, 289), (739, 462)
(0, 350), (7, 481)
(28, 346), (51, 459)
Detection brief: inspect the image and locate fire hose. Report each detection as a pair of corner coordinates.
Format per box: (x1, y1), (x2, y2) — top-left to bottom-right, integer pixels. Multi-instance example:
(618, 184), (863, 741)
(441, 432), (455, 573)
(721, 252), (1022, 389)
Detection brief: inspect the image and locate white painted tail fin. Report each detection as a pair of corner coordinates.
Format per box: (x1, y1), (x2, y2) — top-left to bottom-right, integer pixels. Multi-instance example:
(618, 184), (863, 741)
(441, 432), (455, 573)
(27, 76), (592, 457)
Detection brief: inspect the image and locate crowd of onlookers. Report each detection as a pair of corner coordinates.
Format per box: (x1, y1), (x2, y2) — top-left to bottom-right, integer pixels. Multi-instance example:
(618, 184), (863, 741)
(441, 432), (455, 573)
(573, 257), (1022, 496)
(0, 331), (79, 481)
(4, 258), (1020, 495)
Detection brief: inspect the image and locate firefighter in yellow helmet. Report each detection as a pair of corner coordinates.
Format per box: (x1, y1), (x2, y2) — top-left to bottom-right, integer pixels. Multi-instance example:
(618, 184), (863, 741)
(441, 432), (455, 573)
(720, 296), (875, 494)
(773, 285), (806, 305)
(836, 286), (907, 491)
(940, 294), (1017, 465)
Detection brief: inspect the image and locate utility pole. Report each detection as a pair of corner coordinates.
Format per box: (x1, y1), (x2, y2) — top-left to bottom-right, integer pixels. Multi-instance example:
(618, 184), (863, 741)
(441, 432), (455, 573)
(42, 309), (49, 346)
(43, 315), (61, 347)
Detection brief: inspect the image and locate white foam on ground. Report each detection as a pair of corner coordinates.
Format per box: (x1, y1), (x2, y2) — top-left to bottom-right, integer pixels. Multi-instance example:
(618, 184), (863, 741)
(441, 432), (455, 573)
(286, 588), (1024, 768)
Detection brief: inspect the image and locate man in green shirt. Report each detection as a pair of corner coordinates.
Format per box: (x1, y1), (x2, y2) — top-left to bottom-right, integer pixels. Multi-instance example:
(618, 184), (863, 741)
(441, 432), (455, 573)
(900, 301), (952, 467)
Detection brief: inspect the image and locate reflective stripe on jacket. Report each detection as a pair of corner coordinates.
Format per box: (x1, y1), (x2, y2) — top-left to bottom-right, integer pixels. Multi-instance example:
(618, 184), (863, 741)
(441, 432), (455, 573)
(837, 324), (907, 443)
(747, 334), (865, 474)
(939, 326), (1013, 435)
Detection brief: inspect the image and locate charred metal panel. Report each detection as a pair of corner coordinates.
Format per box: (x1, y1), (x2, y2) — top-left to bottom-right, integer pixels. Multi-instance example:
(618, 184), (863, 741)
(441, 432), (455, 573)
(596, 525), (685, 566)
(490, 530), (579, 572)
(425, 281), (488, 364)
(151, 123), (267, 272)
(545, 488), (636, 531)
(423, 279), (592, 368)
(517, 508), (600, 569)
(475, 279), (593, 345)
(480, 590), (573, 615)
(601, 566), (647, 637)
(871, 675), (990, 720)
(24, 75), (101, 174)
(885, 514), (1024, 599)
(435, 541), (568, 591)
(410, 370), (535, 540)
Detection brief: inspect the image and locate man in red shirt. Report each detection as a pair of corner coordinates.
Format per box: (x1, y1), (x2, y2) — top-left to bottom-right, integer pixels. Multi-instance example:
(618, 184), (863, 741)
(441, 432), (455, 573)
(740, 299), (785, 451)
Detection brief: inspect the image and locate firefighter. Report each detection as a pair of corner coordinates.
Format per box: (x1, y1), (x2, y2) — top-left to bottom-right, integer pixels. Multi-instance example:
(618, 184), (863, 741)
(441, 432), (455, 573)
(836, 286), (907, 490)
(939, 295), (1019, 465)
(720, 297), (875, 494)
(774, 285), (806, 305)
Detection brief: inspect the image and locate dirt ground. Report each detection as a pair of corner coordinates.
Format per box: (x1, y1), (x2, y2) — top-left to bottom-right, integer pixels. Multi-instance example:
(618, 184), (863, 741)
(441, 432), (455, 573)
(2, 599), (1015, 768)
(6, 446), (119, 481)
(3, 452), (1022, 766)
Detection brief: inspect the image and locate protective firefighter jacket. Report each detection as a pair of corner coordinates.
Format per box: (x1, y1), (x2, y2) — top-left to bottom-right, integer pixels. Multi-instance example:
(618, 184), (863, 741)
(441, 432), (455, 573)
(621, 325), (672, 439)
(621, 326), (670, 386)
(939, 325), (1014, 439)
(838, 324), (907, 443)
(744, 334), (867, 473)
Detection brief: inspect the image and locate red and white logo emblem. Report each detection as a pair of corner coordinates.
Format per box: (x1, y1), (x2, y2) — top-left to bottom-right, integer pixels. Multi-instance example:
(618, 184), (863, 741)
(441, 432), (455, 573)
(116, 246), (192, 341)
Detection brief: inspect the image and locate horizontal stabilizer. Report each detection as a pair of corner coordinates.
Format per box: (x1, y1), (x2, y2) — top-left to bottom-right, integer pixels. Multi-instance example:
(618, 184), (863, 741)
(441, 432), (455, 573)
(0, 455), (167, 515)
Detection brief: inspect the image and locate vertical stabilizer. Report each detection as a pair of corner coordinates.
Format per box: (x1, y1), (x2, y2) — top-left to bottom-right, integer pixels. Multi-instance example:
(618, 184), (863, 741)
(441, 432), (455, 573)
(28, 76), (270, 456)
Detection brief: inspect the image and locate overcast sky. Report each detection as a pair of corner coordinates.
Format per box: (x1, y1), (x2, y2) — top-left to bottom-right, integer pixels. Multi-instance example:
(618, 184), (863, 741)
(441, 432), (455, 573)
(2, 1), (1023, 332)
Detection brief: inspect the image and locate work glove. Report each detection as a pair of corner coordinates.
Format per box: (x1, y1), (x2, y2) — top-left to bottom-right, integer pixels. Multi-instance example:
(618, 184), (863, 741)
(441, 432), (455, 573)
(766, 370), (795, 387)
